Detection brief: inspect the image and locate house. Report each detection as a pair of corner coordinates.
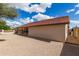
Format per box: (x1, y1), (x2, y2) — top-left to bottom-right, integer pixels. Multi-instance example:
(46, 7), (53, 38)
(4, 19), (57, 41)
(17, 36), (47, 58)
(15, 16), (70, 42)
(69, 26), (79, 38)
(66, 26), (79, 44)
(15, 25), (28, 35)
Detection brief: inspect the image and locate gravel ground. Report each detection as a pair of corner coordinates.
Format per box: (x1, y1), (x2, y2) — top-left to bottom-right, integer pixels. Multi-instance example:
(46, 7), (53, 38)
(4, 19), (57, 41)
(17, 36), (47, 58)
(0, 32), (63, 56)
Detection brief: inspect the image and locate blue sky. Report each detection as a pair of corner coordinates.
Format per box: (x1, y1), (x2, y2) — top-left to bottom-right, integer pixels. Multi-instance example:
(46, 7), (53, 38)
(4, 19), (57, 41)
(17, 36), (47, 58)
(5, 3), (79, 28)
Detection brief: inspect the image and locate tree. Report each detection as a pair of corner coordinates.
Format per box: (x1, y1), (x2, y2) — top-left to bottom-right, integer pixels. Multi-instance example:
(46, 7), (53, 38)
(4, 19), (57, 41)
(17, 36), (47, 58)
(0, 25), (11, 30)
(0, 20), (12, 30)
(0, 4), (18, 30)
(0, 20), (6, 25)
(0, 4), (18, 18)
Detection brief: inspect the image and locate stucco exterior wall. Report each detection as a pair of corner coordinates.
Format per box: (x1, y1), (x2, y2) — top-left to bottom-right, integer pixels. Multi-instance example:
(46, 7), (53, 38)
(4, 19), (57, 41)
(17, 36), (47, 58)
(73, 28), (79, 38)
(65, 24), (69, 40)
(28, 24), (68, 42)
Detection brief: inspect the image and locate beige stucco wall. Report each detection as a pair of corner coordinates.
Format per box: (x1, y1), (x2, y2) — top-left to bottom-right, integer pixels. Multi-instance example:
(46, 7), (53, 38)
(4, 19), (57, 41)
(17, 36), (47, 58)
(28, 24), (68, 42)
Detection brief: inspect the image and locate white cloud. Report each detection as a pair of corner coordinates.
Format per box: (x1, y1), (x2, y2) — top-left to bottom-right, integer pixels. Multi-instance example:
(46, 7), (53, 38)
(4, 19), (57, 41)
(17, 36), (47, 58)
(32, 13), (54, 21)
(70, 20), (79, 24)
(29, 3), (52, 13)
(66, 4), (79, 14)
(66, 9), (75, 13)
(19, 17), (34, 24)
(66, 3), (79, 16)
(75, 10), (79, 15)
(8, 3), (30, 9)
(74, 4), (79, 15)
(27, 4), (46, 13)
(6, 20), (22, 28)
(0, 18), (22, 28)
(8, 3), (52, 13)
(75, 4), (79, 7)
(70, 20), (79, 28)
(5, 17), (34, 28)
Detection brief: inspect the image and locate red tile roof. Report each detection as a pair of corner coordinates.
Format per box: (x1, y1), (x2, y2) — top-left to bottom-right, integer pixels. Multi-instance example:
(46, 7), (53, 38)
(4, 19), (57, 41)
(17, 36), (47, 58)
(27, 16), (69, 27)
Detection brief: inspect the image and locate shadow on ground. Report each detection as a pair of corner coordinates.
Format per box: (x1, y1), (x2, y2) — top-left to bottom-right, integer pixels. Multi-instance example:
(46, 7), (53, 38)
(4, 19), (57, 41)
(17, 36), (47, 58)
(60, 42), (79, 56)
(15, 34), (64, 43)
(27, 36), (52, 42)
(14, 34), (79, 56)
(0, 39), (6, 41)
(15, 34), (52, 42)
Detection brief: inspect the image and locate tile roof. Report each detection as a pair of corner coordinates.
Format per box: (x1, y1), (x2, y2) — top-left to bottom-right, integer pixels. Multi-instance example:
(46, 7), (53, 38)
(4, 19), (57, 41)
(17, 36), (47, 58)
(18, 16), (70, 28)
(27, 16), (69, 27)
